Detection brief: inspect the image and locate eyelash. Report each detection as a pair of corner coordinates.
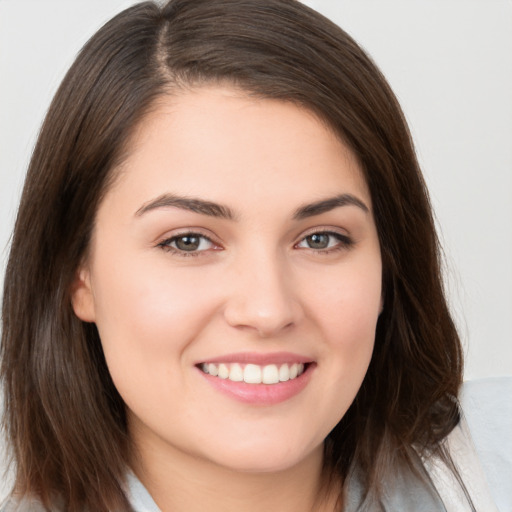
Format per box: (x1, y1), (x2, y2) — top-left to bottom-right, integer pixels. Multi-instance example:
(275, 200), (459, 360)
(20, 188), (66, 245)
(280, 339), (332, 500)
(295, 231), (354, 255)
(157, 232), (218, 258)
(157, 230), (354, 257)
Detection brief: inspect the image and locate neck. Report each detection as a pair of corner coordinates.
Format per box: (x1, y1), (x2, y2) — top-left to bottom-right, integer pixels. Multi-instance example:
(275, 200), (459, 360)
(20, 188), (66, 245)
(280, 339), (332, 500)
(130, 433), (339, 512)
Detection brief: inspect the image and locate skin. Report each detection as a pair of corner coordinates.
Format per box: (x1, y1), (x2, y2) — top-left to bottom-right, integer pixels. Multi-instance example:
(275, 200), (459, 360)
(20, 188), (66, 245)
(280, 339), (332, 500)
(72, 86), (383, 512)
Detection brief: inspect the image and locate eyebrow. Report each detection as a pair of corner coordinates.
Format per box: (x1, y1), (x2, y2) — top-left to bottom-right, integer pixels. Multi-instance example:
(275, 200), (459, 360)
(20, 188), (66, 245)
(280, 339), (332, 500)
(135, 193), (236, 220)
(135, 192), (368, 220)
(292, 193), (369, 219)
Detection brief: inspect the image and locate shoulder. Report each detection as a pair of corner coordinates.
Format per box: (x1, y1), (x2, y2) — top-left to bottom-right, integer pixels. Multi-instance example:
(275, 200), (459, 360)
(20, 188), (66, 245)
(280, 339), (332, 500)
(460, 377), (512, 511)
(0, 472), (157, 512)
(421, 377), (512, 512)
(0, 492), (68, 512)
(423, 416), (499, 512)
(0, 496), (49, 512)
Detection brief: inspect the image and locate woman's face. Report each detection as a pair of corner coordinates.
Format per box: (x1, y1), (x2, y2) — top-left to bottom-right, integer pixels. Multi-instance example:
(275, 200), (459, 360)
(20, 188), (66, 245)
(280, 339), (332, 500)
(72, 86), (382, 474)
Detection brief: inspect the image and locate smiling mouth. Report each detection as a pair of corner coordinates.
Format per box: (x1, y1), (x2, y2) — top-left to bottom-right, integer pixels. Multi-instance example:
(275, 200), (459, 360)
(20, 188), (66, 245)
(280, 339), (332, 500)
(198, 362), (309, 385)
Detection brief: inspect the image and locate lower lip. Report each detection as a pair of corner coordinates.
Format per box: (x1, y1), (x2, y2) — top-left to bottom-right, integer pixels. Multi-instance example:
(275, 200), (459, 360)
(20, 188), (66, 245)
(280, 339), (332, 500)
(198, 364), (315, 405)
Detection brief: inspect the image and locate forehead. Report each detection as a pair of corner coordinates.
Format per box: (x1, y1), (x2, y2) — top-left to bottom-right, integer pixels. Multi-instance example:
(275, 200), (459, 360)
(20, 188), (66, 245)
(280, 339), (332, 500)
(106, 86), (371, 216)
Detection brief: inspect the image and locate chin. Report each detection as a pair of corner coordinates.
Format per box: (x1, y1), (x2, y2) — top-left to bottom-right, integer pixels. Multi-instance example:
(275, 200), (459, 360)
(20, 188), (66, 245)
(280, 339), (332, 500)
(200, 436), (324, 474)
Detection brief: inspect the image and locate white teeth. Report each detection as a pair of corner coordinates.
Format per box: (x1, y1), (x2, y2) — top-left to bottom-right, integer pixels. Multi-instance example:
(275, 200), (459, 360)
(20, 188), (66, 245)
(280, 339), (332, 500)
(200, 361), (307, 385)
(278, 364), (290, 382)
(218, 363), (229, 379)
(244, 364), (261, 384)
(262, 364), (279, 384)
(229, 363), (244, 382)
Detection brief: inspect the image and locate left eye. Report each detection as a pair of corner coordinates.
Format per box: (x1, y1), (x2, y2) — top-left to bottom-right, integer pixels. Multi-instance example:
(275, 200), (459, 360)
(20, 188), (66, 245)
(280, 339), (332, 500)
(159, 233), (215, 253)
(296, 232), (350, 250)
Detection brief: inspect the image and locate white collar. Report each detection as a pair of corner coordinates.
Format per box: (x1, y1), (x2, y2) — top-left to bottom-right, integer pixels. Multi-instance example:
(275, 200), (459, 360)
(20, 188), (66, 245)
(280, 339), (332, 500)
(125, 471), (160, 512)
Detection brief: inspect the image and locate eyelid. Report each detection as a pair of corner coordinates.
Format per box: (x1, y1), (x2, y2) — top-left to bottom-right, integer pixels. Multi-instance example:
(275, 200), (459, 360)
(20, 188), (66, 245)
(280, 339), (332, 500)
(295, 225), (351, 243)
(155, 226), (353, 256)
(156, 227), (222, 245)
(156, 228), (224, 256)
(294, 226), (354, 252)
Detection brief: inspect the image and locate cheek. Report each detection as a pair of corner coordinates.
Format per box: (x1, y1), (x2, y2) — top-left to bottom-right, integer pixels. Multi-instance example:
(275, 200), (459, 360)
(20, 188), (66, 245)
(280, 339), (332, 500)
(89, 254), (221, 374)
(309, 262), (382, 346)
(89, 257), (225, 424)
(304, 261), (380, 410)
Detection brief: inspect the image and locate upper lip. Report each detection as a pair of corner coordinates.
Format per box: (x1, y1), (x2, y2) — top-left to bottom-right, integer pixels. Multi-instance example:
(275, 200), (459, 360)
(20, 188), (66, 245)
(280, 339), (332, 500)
(196, 351), (314, 366)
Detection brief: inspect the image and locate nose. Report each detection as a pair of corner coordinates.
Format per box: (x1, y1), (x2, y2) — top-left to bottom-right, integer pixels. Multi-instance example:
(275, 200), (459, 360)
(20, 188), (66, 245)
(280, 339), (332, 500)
(222, 249), (303, 338)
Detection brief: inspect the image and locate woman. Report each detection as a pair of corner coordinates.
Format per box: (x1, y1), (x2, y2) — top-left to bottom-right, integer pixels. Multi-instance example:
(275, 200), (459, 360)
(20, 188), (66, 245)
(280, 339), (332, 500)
(0, 0), (494, 510)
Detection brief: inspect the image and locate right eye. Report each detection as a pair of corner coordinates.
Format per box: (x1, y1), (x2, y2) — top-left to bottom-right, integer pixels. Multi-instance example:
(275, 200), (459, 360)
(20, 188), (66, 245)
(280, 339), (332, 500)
(158, 233), (217, 256)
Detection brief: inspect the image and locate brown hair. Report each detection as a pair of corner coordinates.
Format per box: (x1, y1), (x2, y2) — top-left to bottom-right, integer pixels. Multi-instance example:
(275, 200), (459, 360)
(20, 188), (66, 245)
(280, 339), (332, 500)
(1, 0), (463, 510)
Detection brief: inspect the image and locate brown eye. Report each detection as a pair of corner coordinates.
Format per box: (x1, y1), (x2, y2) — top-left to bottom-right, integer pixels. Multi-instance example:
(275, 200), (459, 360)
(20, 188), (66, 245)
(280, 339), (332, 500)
(175, 235), (201, 251)
(296, 231), (353, 252)
(305, 233), (330, 249)
(159, 233), (216, 254)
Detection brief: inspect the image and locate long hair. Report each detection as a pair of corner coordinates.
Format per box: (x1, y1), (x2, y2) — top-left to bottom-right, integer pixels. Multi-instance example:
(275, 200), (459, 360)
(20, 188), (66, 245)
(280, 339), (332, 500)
(1, 1), (463, 510)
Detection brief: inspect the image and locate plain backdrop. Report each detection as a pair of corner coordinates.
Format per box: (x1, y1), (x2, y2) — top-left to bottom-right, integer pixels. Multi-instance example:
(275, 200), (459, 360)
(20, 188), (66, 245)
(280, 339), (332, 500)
(0, 0), (511, 498)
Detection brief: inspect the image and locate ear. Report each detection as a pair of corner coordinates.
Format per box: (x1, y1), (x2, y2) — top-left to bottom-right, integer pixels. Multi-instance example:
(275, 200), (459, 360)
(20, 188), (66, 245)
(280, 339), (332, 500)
(71, 266), (96, 322)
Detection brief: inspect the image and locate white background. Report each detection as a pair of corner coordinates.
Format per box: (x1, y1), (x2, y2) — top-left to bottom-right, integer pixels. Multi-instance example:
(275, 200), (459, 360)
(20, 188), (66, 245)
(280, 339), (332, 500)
(1, 0), (511, 498)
